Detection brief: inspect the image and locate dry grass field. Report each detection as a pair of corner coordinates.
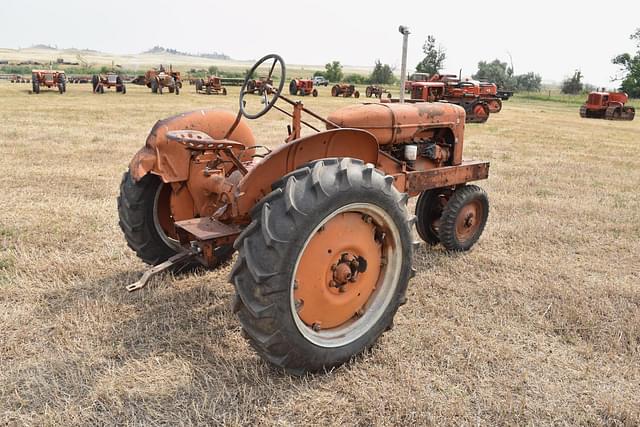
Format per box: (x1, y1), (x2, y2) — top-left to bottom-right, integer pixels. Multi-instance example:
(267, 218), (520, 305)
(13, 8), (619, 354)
(1, 81), (639, 426)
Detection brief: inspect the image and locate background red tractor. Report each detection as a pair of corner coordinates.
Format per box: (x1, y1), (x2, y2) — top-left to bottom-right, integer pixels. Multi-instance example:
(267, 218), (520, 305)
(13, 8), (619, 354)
(92, 72), (126, 94)
(289, 78), (318, 97)
(31, 70), (66, 94)
(195, 76), (227, 95)
(331, 83), (360, 98)
(580, 92), (635, 121)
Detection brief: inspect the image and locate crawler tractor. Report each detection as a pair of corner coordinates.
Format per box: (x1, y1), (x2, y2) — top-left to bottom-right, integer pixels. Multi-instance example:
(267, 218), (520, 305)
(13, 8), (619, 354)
(195, 76), (227, 95)
(31, 69), (66, 94)
(118, 54), (491, 374)
(92, 72), (126, 94)
(289, 78), (318, 97)
(580, 91), (635, 121)
(331, 83), (360, 98)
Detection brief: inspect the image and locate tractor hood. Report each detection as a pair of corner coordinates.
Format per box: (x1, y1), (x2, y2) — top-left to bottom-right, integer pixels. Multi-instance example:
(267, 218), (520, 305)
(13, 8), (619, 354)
(326, 102), (465, 146)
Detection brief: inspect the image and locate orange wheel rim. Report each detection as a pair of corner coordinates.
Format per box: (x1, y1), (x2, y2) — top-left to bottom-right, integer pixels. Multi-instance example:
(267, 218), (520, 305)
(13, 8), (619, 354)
(294, 212), (382, 329)
(455, 200), (483, 242)
(155, 183), (178, 240)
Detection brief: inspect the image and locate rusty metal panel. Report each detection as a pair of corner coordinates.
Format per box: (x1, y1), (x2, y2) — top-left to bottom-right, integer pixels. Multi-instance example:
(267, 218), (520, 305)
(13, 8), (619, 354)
(175, 217), (241, 241)
(404, 161), (490, 193)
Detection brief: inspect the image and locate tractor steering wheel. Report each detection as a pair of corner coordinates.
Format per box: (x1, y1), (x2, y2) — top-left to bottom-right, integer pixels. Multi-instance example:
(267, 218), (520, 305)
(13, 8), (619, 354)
(239, 54), (286, 120)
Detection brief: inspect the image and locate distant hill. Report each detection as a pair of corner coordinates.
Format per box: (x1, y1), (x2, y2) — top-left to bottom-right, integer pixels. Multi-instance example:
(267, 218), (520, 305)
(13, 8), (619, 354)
(143, 46), (231, 61)
(30, 44), (57, 50)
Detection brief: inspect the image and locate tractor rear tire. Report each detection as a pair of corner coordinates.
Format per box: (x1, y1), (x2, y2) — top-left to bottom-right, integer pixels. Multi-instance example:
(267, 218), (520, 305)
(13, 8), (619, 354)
(32, 74), (40, 94)
(118, 171), (234, 267)
(354, 90), (360, 98)
(151, 78), (158, 94)
(438, 185), (489, 252)
(331, 85), (339, 97)
(195, 79), (203, 92)
(312, 88), (318, 97)
(289, 80), (298, 95)
(92, 75), (99, 93)
(366, 86), (373, 97)
(231, 158), (413, 373)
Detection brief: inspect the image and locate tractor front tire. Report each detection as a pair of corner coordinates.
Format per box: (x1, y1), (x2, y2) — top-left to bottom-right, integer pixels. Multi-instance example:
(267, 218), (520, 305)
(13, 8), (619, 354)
(415, 188), (448, 245)
(438, 185), (489, 252)
(118, 171), (234, 267)
(231, 158), (413, 373)
(312, 88), (318, 97)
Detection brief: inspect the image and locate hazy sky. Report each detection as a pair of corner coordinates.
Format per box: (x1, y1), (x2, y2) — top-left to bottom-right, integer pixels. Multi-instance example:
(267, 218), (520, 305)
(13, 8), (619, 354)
(3, 0), (639, 87)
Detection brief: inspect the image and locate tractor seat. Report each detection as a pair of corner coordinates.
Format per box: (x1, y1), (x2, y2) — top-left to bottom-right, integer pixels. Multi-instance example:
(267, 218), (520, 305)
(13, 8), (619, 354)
(166, 130), (246, 151)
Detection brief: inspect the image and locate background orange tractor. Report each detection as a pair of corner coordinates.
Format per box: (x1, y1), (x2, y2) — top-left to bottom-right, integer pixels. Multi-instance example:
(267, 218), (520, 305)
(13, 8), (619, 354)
(366, 85), (392, 98)
(331, 83), (360, 98)
(289, 78), (318, 96)
(195, 76), (227, 95)
(118, 54), (490, 374)
(246, 77), (274, 95)
(406, 80), (490, 123)
(31, 69), (66, 94)
(580, 91), (635, 121)
(132, 65), (181, 94)
(91, 72), (126, 94)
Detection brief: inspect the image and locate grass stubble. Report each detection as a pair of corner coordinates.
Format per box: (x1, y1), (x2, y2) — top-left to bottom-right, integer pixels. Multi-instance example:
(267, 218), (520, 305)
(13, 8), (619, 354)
(0, 82), (638, 426)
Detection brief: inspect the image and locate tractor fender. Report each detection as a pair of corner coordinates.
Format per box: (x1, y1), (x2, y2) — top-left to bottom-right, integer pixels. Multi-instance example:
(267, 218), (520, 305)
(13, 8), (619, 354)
(235, 128), (379, 217)
(128, 109), (256, 183)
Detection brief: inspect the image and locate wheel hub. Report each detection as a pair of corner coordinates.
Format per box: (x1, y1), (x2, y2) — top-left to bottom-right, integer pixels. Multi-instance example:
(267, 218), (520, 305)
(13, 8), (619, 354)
(455, 201), (483, 242)
(294, 212), (382, 330)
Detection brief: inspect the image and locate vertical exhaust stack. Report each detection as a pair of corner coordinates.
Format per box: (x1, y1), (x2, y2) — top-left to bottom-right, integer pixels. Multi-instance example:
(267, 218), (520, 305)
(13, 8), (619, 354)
(398, 25), (410, 104)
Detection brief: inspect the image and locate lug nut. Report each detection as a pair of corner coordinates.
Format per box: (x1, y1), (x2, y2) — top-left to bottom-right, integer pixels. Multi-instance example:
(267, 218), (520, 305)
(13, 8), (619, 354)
(312, 323), (321, 332)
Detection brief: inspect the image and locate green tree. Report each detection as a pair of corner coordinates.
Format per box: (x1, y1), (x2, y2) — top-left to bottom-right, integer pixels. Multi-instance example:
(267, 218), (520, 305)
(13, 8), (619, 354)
(473, 59), (514, 89)
(561, 70), (583, 94)
(514, 72), (542, 91)
(324, 61), (344, 82)
(208, 65), (219, 76)
(369, 60), (394, 84)
(612, 28), (640, 97)
(415, 35), (446, 75)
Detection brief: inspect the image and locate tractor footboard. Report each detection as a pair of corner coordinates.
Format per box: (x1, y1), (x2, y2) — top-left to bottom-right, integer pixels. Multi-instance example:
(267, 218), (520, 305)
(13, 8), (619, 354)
(401, 160), (490, 194)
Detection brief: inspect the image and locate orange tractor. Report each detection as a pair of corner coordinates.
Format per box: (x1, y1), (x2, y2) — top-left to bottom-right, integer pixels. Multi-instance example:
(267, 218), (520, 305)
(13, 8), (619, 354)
(289, 78), (318, 96)
(31, 69), (66, 94)
(580, 91), (635, 121)
(195, 76), (227, 95)
(92, 72), (126, 94)
(406, 80), (491, 124)
(366, 85), (392, 99)
(246, 77), (274, 95)
(132, 65), (181, 94)
(118, 54), (490, 373)
(331, 83), (360, 98)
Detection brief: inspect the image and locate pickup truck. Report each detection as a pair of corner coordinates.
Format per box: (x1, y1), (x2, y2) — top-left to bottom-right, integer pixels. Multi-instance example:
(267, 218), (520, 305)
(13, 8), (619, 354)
(313, 76), (329, 86)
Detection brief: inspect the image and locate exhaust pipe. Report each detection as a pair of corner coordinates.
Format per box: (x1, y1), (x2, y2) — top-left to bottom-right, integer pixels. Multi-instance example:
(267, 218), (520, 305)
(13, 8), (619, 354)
(398, 25), (410, 104)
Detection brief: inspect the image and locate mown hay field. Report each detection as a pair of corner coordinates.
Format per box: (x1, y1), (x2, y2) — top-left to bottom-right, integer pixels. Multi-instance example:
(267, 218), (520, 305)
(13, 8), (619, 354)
(0, 81), (639, 426)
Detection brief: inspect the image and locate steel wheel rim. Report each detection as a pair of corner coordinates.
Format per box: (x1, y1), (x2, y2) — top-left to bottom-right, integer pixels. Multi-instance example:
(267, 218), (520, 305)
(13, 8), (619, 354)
(454, 199), (483, 243)
(290, 203), (403, 348)
(153, 182), (181, 250)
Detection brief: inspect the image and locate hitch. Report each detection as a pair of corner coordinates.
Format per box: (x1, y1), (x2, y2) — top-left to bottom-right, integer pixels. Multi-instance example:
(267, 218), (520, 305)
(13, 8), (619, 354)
(126, 249), (198, 292)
